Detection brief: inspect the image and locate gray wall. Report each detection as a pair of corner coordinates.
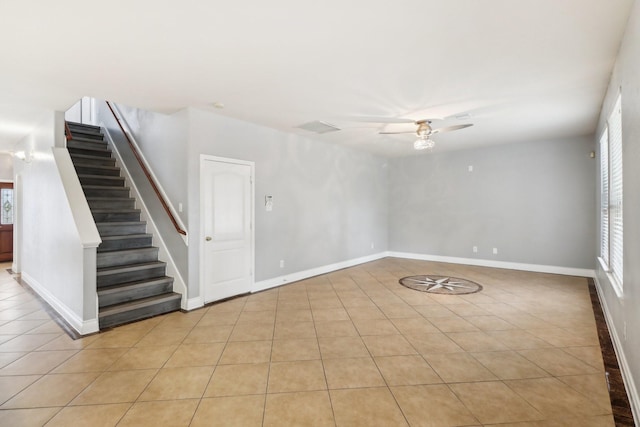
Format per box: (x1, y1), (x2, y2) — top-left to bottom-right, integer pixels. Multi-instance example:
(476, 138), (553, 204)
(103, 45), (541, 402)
(94, 102), (389, 300)
(187, 108), (389, 294)
(114, 104), (189, 226)
(595, 0), (640, 415)
(389, 136), (596, 269)
(14, 111), (97, 330)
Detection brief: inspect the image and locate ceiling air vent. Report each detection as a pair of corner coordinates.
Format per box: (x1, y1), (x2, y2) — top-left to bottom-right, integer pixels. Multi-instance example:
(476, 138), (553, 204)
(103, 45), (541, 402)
(295, 120), (341, 134)
(454, 113), (471, 121)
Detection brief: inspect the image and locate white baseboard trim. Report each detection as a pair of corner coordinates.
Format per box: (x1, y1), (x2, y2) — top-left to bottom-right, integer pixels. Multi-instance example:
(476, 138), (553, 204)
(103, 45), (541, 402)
(21, 272), (99, 335)
(186, 296), (204, 311)
(186, 254), (386, 309)
(253, 252), (387, 293)
(387, 251), (595, 278)
(251, 251), (594, 294)
(593, 276), (640, 423)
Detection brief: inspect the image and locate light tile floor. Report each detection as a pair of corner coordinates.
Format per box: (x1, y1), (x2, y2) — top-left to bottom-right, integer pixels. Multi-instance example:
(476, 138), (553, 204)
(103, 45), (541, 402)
(0, 258), (615, 426)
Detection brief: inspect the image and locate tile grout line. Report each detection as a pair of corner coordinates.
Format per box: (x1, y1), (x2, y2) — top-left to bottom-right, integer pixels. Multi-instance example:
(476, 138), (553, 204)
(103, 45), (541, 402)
(309, 281), (338, 427)
(307, 280), (340, 426)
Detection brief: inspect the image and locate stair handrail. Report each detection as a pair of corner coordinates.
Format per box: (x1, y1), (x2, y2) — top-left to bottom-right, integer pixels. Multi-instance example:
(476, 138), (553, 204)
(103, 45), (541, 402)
(105, 101), (187, 236)
(65, 122), (73, 140)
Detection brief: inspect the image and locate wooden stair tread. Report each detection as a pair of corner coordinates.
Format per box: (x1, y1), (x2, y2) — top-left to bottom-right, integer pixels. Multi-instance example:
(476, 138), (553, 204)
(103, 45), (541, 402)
(67, 121), (101, 130)
(97, 245), (157, 256)
(74, 163), (119, 170)
(98, 276), (173, 295)
(99, 293), (181, 317)
(82, 184), (130, 190)
(96, 221), (146, 226)
(100, 234), (151, 239)
(78, 173), (123, 179)
(91, 209), (140, 213)
(97, 261), (166, 274)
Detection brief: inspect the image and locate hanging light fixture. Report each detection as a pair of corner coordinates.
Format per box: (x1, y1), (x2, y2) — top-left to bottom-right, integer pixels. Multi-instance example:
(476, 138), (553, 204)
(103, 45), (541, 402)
(13, 150), (33, 163)
(414, 135), (435, 150)
(413, 122), (435, 150)
(378, 118), (473, 151)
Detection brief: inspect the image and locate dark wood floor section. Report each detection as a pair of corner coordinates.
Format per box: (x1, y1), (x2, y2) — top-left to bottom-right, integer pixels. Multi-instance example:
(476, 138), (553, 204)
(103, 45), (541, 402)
(12, 274), (84, 340)
(588, 278), (636, 426)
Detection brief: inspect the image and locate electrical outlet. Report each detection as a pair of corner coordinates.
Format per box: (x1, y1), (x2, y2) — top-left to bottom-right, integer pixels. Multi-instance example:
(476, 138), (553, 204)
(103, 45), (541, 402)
(280, 260), (284, 268)
(473, 246), (478, 253)
(468, 165), (473, 172)
(178, 203), (183, 213)
(371, 242), (375, 249)
(493, 248), (498, 255)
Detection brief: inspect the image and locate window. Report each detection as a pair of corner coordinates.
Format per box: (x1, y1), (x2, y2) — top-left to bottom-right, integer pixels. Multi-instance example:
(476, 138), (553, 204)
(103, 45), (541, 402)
(0, 188), (13, 225)
(599, 131), (608, 266)
(600, 94), (623, 293)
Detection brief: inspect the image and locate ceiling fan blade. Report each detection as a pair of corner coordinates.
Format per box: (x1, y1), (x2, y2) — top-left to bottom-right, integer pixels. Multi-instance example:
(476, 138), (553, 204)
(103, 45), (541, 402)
(430, 124), (473, 134)
(350, 116), (416, 124)
(379, 130), (416, 135)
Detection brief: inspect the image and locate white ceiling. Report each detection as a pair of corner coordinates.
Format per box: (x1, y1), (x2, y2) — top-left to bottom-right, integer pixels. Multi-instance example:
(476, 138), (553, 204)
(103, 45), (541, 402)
(0, 0), (634, 157)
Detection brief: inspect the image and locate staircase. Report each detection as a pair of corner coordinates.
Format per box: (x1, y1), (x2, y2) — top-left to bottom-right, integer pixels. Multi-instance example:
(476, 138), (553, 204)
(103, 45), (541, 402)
(66, 121), (182, 329)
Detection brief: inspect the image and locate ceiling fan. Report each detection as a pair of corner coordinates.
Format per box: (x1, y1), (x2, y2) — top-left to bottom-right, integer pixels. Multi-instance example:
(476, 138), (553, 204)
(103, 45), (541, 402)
(355, 117), (473, 150)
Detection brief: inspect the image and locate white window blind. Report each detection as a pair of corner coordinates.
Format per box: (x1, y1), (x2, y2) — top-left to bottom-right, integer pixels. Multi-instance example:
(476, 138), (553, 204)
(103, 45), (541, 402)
(609, 94), (623, 290)
(600, 131), (609, 266)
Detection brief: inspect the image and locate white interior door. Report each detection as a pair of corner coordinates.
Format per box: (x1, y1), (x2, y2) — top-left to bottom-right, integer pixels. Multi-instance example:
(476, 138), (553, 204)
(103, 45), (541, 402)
(201, 157), (254, 303)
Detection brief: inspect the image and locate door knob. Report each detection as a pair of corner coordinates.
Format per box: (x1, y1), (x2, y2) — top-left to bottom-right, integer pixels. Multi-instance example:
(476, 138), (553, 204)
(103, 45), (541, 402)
(205, 236), (212, 241)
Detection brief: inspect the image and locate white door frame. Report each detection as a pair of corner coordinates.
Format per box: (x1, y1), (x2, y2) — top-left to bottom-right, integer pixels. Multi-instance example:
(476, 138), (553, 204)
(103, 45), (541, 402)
(12, 175), (20, 273)
(199, 154), (255, 304)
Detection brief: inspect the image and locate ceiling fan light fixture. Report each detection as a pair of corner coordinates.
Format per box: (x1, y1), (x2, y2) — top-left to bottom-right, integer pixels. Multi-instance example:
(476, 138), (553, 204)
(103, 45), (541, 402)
(416, 121), (432, 138)
(414, 136), (435, 150)
(374, 116), (472, 151)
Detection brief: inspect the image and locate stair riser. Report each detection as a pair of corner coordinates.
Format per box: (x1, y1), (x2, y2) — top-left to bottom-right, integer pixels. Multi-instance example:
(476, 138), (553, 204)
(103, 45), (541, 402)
(68, 147), (112, 158)
(97, 223), (146, 236)
(97, 266), (166, 287)
(75, 166), (120, 177)
(98, 281), (173, 307)
(67, 139), (108, 151)
(97, 248), (159, 268)
(69, 123), (100, 128)
(80, 176), (125, 187)
(88, 199), (135, 210)
(67, 123), (102, 133)
(83, 187), (130, 198)
(93, 212), (141, 222)
(67, 135), (105, 143)
(68, 130), (103, 140)
(70, 155), (115, 167)
(99, 296), (181, 329)
(68, 126), (102, 134)
(98, 236), (152, 251)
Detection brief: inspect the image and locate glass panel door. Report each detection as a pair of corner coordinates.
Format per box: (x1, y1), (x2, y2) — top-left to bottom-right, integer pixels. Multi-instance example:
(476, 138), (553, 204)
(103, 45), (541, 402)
(1, 188), (14, 225)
